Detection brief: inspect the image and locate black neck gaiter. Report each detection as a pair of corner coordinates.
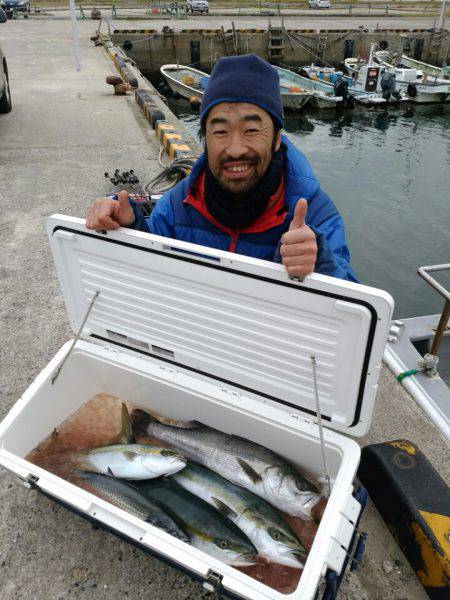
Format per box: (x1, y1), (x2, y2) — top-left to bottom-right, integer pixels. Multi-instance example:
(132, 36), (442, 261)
(204, 148), (283, 231)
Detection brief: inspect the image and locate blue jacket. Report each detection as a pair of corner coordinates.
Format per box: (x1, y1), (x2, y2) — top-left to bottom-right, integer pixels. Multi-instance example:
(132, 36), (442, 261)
(130, 135), (357, 282)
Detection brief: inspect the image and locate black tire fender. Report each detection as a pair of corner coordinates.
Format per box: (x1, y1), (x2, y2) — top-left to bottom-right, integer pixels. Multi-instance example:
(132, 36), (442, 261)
(407, 82), (417, 98)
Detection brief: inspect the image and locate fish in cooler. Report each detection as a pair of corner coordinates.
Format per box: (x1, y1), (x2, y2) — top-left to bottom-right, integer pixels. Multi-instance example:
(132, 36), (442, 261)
(172, 462), (308, 568)
(131, 409), (321, 519)
(68, 403), (187, 479)
(135, 478), (258, 566)
(69, 444), (187, 480)
(77, 471), (190, 542)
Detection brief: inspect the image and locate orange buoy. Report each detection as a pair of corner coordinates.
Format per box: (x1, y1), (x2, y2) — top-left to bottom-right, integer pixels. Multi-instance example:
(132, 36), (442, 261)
(288, 86), (302, 93)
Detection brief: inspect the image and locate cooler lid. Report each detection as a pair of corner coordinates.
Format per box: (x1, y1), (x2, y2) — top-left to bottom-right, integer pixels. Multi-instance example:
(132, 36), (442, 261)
(47, 215), (393, 437)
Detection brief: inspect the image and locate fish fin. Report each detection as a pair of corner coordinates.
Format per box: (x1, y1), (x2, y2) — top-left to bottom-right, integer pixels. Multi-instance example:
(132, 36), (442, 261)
(131, 407), (199, 430)
(130, 409), (156, 434)
(154, 414), (200, 429)
(122, 451), (137, 461)
(107, 467), (115, 477)
(237, 459), (262, 484)
(211, 497), (238, 519)
(116, 403), (134, 445)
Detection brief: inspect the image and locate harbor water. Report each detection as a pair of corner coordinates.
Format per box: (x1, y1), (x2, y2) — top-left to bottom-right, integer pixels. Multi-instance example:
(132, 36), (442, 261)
(168, 99), (450, 319)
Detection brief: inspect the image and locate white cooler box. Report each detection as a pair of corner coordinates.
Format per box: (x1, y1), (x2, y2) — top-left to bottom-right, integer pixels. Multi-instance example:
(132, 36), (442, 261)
(0, 215), (394, 600)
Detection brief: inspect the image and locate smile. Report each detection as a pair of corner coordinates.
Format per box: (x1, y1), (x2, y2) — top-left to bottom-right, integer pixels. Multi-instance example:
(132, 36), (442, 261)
(226, 165), (249, 172)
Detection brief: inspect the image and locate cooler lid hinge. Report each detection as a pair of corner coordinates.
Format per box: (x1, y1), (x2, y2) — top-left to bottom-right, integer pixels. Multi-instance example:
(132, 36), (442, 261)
(203, 569), (223, 593)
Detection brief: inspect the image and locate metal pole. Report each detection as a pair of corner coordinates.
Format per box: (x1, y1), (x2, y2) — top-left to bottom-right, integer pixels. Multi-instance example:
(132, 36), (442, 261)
(437, 0), (447, 30)
(431, 300), (450, 357)
(69, 0), (81, 71)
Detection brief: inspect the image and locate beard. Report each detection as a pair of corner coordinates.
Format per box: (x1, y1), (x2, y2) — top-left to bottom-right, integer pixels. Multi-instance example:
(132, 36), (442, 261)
(209, 154), (265, 199)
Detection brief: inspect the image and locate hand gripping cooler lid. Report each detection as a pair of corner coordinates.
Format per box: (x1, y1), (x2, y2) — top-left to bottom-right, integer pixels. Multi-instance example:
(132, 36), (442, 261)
(47, 215), (394, 437)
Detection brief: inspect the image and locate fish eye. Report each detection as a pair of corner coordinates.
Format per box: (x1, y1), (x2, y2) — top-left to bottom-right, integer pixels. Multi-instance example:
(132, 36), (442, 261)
(219, 540), (229, 549)
(161, 449), (176, 457)
(161, 449), (174, 456)
(268, 528), (282, 541)
(295, 479), (308, 492)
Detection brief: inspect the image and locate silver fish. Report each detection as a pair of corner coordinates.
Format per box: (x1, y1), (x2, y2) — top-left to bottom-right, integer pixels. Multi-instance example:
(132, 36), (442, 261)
(69, 402), (186, 479)
(131, 409), (320, 519)
(136, 478), (257, 567)
(77, 471), (190, 542)
(172, 462), (307, 568)
(70, 444), (187, 480)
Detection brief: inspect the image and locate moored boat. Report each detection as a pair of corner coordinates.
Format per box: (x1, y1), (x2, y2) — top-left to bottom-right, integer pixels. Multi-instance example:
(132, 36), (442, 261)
(285, 70), (344, 109)
(160, 64), (208, 100)
(345, 53), (450, 104)
(385, 263), (450, 442)
(276, 66), (331, 110)
(399, 55), (449, 79)
(161, 63), (316, 111)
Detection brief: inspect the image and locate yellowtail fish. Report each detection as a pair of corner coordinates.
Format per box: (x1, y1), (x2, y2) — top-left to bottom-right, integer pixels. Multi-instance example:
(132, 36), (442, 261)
(172, 462), (307, 568)
(136, 478), (257, 566)
(69, 403), (186, 479)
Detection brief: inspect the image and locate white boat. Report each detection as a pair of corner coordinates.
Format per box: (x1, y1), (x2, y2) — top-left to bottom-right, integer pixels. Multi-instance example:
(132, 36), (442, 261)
(399, 55), (448, 80)
(345, 54), (450, 104)
(276, 66), (336, 109)
(302, 63), (349, 85)
(286, 71), (344, 109)
(161, 63), (315, 111)
(393, 69), (449, 104)
(160, 64), (208, 100)
(344, 57), (363, 77)
(385, 263), (450, 442)
(305, 47), (405, 105)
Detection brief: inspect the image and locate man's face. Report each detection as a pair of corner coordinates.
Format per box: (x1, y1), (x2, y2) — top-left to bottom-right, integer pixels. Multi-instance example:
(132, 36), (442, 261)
(204, 102), (282, 197)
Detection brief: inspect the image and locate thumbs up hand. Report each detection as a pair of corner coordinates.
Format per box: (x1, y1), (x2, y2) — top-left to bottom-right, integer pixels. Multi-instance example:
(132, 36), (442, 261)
(86, 190), (135, 230)
(280, 199), (317, 278)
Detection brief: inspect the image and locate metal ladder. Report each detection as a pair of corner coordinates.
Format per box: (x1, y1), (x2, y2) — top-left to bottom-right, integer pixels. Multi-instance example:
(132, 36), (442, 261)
(428, 29), (444, 61)
(221, 22), (240, 56)
(267, 19), (285, 64)
(316, 35), (328, 63)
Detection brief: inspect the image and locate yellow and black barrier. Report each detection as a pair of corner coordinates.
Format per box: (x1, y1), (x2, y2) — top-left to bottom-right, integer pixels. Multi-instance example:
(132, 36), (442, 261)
(155, 120), (193, 160)
(107, 47), (194, 162)
(358, 440), (450, 599)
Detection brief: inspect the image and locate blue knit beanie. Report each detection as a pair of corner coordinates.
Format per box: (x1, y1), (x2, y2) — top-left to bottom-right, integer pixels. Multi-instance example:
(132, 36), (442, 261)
(200, 54), (284, 129)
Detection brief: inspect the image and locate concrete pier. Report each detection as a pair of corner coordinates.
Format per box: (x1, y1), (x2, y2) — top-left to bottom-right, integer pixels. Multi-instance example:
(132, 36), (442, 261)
(112, 26), (450, 75)
(0, 16), (449, 600)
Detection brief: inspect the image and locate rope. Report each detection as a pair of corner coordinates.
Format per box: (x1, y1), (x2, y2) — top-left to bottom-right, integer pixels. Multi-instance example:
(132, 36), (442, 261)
(144, 153), (198, 195)
(311, 355), (332, 498)
(396, 368), (418, 382)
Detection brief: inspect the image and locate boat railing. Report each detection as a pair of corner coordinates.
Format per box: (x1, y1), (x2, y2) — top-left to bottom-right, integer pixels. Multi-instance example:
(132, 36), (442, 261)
(418, 263), (450, 357)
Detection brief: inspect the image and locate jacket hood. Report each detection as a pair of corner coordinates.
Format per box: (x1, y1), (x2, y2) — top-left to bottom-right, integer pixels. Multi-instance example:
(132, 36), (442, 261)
(188, 135), (320, 212)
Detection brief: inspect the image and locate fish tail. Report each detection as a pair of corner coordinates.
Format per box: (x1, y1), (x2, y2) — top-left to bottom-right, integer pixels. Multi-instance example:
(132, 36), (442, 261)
(130, 408), (156, 435)
(117, 403), (134, 444)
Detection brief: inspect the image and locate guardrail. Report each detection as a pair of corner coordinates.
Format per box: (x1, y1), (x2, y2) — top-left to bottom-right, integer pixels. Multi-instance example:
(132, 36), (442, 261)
(418, 263), (450, 357)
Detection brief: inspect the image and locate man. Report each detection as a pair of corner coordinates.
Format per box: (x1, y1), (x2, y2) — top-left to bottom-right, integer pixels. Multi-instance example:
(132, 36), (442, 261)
(86, 55), (357, 281)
